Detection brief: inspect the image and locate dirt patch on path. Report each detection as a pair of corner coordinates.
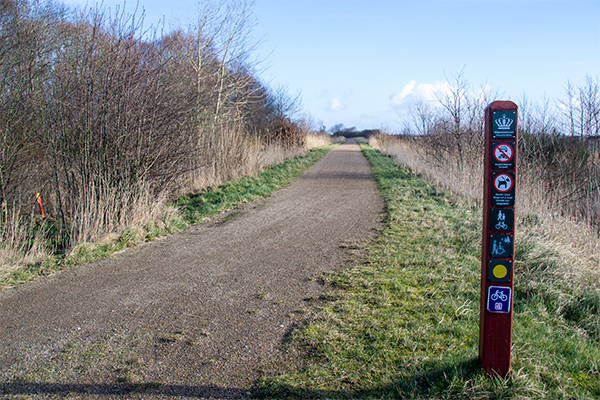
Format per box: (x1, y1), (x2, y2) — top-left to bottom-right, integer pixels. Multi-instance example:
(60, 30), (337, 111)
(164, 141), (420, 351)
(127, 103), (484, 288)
(0, 141), (383, 399)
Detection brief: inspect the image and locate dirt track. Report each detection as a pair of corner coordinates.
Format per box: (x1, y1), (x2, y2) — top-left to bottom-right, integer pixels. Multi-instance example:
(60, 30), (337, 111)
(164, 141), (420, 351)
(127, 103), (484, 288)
(0, 141), (383, 399)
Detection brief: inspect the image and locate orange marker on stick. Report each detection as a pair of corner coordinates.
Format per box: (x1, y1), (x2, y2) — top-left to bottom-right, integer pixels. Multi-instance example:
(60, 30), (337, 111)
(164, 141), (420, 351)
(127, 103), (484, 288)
(36, 192), (45, 218)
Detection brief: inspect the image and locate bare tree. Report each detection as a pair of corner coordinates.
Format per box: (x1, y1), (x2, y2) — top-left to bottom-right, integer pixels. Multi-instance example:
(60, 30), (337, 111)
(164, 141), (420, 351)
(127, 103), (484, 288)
(432, 69), (489, 170)
(561, 76), (600, 141)
(409, 98), (437, 136)
(434, 69), (470, 169)
(268, 84), (302, 121)
(0, 0), (65, 227)
(0, 0), (305, 259)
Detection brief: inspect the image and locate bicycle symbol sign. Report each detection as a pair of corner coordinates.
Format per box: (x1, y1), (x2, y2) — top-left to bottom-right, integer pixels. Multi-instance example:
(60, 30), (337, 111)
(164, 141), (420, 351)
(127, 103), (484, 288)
(491, 290), (508, 301)
(487, 286), (511, 313)
(491, 208), (513, 231)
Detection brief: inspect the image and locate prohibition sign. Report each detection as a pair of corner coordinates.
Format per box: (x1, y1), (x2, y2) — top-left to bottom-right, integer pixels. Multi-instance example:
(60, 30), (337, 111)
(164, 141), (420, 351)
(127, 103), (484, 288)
(494, 173), (513, 193)
(493, 143), (514, 163)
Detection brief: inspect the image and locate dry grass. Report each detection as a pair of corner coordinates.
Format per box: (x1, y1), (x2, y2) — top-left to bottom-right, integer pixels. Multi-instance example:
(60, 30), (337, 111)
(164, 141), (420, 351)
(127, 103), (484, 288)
(0, 141), (333, 287)
(0, 207), (49, 275)
(0, 240), (48, 278)
(369, 134), (600, 292)
(369, 135), (483, 201)
(305, 133), (341, 149)
(180, 132), (318, 196)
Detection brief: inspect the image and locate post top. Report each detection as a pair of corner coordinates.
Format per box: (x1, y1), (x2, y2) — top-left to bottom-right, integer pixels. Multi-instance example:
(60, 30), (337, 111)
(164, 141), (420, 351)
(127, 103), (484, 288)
(486, 100), (518, 111)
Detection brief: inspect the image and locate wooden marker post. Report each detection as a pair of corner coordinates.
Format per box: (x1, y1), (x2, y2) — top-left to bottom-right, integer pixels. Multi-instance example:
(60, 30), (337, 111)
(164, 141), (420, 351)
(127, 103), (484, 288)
(479, 101), (518, 377)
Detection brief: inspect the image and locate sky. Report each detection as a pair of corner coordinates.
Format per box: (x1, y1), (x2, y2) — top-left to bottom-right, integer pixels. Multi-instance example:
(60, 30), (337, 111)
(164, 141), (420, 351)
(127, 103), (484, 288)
(60, 0), (600, 131)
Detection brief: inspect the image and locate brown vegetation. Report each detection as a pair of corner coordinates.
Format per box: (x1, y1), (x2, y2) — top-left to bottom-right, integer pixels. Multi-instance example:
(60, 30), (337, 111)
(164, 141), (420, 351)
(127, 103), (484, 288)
(370, 73), (600, 288)
(0, 0), (323, 269)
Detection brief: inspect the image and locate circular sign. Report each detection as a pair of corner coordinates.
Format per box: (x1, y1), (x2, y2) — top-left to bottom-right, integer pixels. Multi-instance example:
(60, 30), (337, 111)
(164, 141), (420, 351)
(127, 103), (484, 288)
(494, 173), (513, 193)
(492, 263), (508, 280)
(493, 143), (514, 163)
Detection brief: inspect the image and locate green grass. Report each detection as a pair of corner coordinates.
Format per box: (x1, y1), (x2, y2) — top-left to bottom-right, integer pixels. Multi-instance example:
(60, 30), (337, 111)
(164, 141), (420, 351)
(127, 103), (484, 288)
(0, 145), (335, 288)
(175, 145), (335, 225)
(256, 144), (600, 399)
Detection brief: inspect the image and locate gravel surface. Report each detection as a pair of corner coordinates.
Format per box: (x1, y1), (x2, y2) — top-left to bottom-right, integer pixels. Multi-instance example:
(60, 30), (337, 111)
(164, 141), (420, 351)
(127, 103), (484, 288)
(0, 141), (383, 399)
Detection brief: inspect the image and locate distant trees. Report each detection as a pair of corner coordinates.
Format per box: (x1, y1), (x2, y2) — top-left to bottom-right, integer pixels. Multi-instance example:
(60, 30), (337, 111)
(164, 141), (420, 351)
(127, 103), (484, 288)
(328, 124), (347, 135)
(327, 124), (381, 139)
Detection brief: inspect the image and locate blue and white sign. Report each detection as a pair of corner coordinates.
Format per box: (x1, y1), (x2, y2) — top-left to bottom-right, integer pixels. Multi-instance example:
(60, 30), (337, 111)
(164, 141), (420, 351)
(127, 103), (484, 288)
(487, 286), (512, 313)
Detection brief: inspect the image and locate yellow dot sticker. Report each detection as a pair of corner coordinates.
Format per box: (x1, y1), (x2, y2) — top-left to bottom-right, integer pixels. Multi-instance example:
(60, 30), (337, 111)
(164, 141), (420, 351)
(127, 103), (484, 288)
(488, 260), (512, 283)
(493, 264), (508, 279)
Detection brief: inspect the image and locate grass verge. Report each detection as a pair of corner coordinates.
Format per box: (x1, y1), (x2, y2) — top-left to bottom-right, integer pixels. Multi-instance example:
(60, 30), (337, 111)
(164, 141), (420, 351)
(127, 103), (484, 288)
(256, 144), (600, 399)
(0, 145), (336, 289)
(175, 144), (333, 224)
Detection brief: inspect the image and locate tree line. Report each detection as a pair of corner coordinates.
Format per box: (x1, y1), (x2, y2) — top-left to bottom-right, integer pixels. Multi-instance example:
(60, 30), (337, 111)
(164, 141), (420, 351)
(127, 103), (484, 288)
(0, 0), (305, 249)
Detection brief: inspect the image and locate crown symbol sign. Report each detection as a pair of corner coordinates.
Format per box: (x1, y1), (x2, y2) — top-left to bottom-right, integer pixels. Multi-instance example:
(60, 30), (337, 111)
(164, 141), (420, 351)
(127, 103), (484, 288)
(495, 114), (514, 130)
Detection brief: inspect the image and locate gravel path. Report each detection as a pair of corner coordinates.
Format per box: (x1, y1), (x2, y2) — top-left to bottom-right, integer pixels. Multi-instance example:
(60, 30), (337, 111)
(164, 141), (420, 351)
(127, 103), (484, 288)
(0, 141), (383, 399)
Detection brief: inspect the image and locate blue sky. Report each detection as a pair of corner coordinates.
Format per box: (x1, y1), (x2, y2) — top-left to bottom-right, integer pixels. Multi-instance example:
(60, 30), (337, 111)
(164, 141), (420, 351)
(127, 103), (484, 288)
(61, 0), (599, 131)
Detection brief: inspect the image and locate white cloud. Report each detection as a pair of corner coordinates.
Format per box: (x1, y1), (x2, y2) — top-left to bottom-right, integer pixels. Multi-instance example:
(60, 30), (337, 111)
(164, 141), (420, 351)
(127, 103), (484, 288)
(391, 80), (416, 106)
(390, 80), (451, 110)
(328, 98), (345, 112)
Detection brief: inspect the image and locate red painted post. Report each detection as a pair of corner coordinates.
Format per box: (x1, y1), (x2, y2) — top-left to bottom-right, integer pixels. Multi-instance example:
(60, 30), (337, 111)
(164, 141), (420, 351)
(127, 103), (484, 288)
(479, 101), (518, 377)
